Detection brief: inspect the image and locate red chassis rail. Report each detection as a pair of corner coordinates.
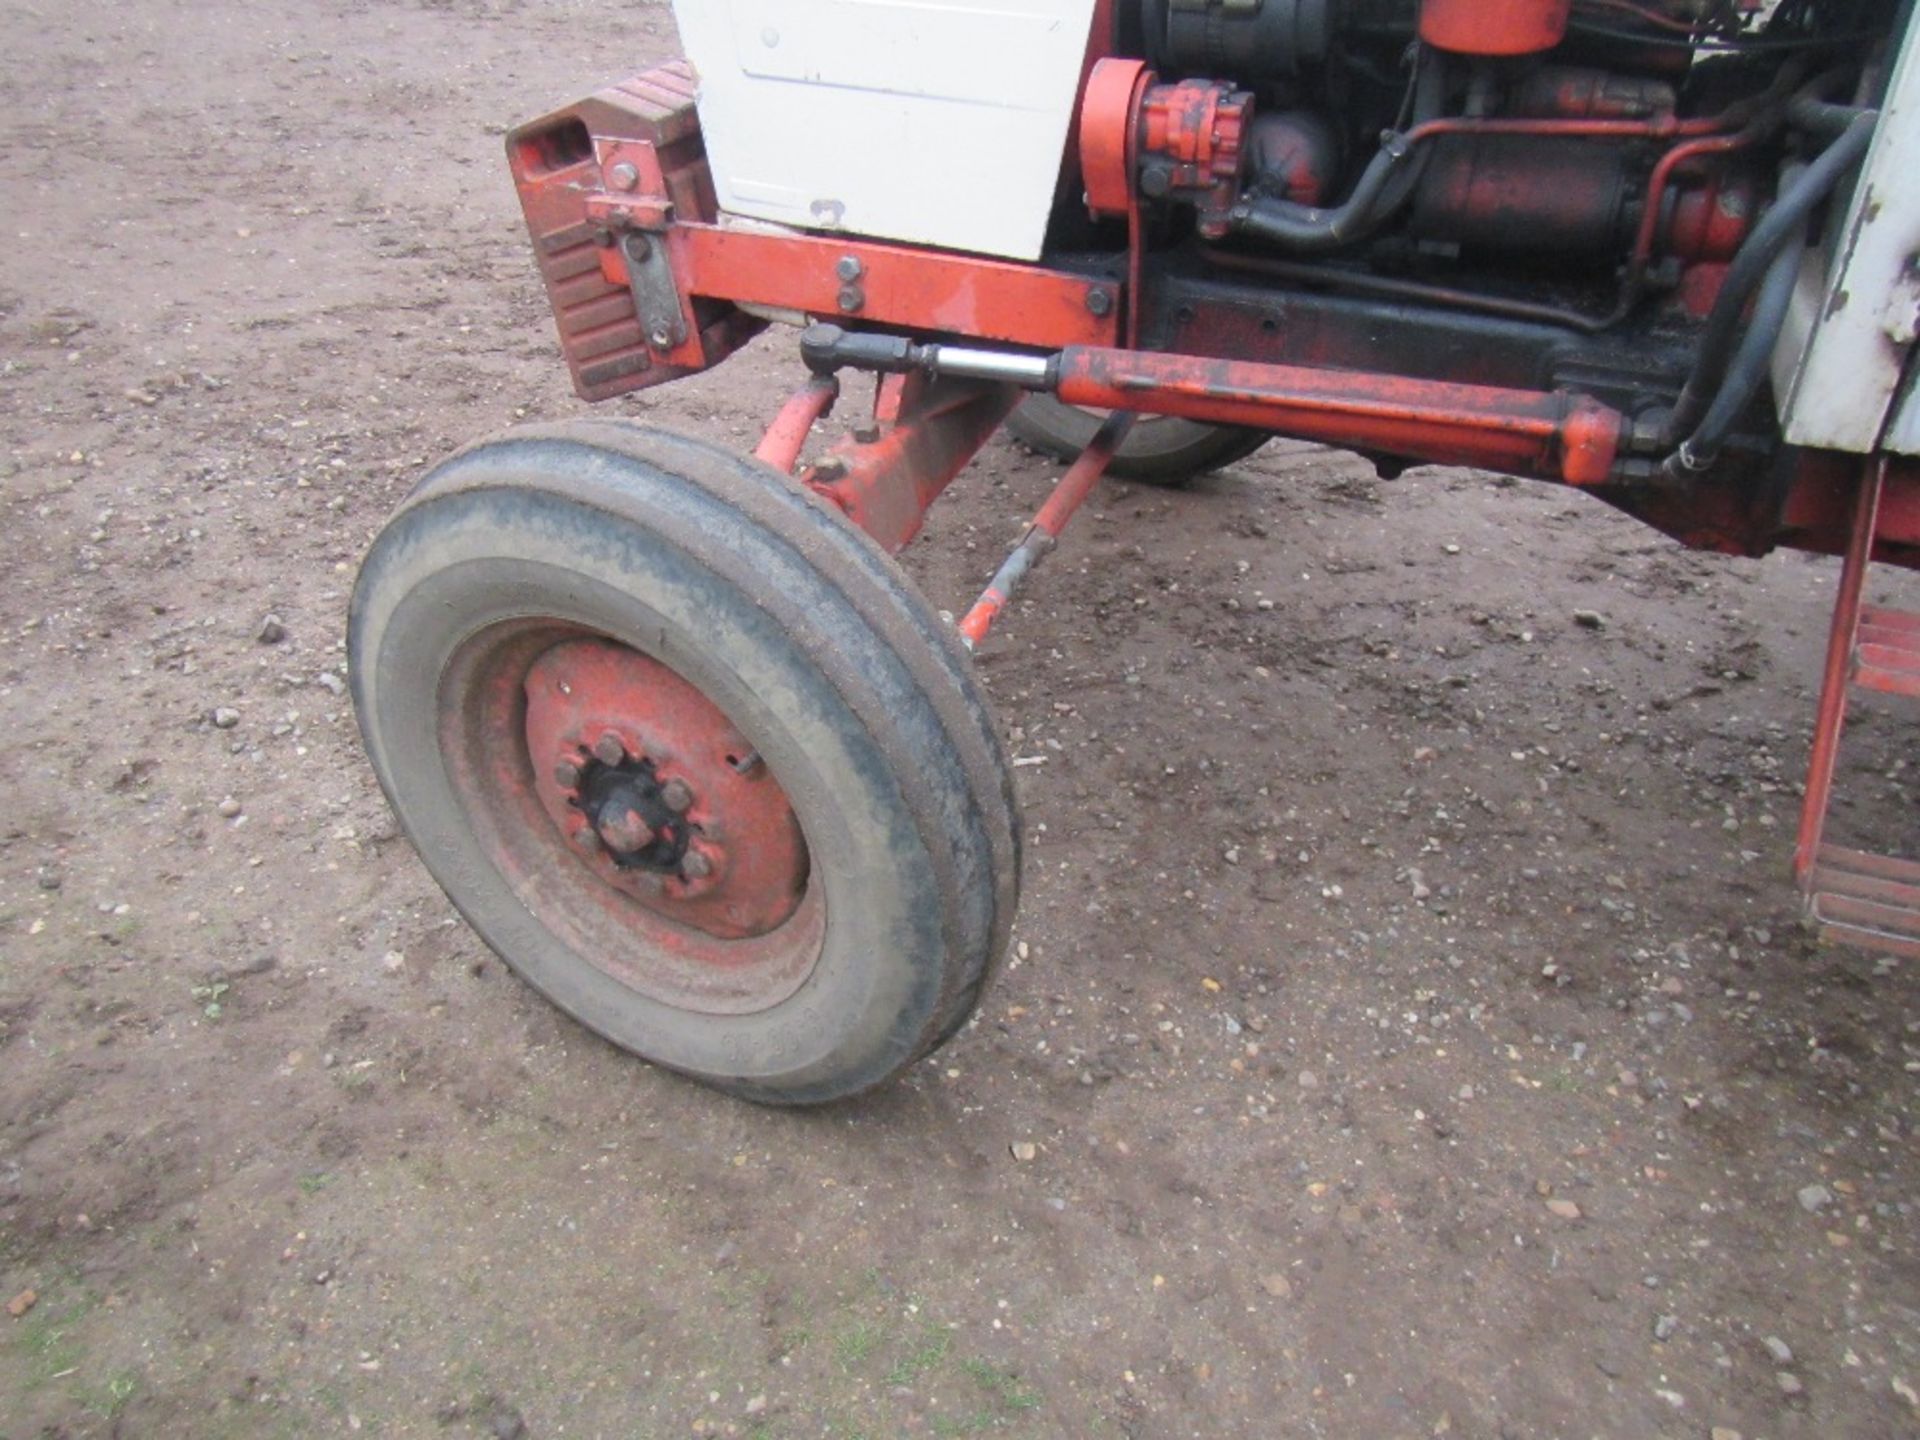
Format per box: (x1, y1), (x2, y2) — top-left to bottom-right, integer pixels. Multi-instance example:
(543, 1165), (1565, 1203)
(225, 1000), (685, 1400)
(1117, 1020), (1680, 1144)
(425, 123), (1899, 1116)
(506, 63), (1920, 572)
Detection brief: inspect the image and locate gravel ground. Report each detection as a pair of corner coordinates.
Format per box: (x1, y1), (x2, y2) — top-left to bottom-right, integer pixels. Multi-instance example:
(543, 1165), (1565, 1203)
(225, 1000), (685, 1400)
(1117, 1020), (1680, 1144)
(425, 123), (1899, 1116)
(2, 3), (1918, 1438)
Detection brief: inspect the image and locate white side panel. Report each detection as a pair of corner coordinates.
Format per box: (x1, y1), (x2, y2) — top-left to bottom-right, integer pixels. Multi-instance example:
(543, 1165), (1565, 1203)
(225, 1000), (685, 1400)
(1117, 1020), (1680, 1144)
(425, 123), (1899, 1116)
(1774, 18), (1920, 454)
(670, 0), (1097, 261)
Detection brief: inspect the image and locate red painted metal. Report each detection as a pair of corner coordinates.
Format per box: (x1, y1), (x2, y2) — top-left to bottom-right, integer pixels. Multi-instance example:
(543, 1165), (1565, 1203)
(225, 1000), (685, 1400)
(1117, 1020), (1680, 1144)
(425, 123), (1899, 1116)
(1419, 0), (1572, 55)
(667, 225), (1119, 352)
(1855, 604), (1920, 698)
(525, 638), (810, 944)
(1794, 459), (1885, 886)
(802, 376), (1024, 554)
(1807, 848), (1920, 962)
(1138, 79), (1254, 237)
(959, 412), (1136, 648)
(506, 63), (763, 402)
(1054, 347), (1622, 485)
(1081, 57), (1150, 219)
(754, 376), (840, 474)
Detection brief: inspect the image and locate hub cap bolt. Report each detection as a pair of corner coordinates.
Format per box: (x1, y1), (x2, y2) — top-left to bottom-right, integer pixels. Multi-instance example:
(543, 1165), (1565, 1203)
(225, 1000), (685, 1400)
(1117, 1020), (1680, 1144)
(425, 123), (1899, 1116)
(554, 759), (581, 789)
(661, 778), (694, 814)
(597, 804), (655, 855)
(682, 850), (713, 880)
(592, 732), (626, 766)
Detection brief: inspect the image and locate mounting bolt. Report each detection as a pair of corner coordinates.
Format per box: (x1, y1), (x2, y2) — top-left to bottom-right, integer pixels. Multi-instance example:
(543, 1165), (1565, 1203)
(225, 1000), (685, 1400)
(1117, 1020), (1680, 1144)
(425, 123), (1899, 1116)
(649, 325), (675, 350)
(837, 284), (865, 314)
(660, 778), (694, 814)
(625, 233), (652, 262)
(592, 731), (626, 766)
(835, 255), (864, 283)
(554, 759), (582, 789)
(606, 161), (640, 192)
(681, 849), (713, 880)
(597, 803), (655, 855)
(1085, 287), (1114, 318)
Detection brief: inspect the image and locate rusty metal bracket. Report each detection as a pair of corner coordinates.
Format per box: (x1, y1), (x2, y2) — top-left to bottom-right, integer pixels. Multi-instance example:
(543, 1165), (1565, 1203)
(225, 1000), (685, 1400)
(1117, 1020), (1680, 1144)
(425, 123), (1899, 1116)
(622, 232), (689, 351)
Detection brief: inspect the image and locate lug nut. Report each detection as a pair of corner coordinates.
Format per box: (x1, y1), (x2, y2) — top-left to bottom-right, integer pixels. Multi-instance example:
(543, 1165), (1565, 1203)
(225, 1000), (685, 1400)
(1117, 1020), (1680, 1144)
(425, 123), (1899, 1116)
(593, 732), (626, 766)
(660, 778), (694, 813)
(554, 759), (581, 789)
(597, 804), (655, 855)
(681, 849), (713, 880)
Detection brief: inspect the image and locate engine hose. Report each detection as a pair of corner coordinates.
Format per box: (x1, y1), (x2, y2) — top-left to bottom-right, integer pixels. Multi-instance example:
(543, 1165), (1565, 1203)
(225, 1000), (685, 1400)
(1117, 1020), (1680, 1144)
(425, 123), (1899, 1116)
(1228, 50), (1444, 257)
(1661, 235), (1802, 479)
(1659, 111), (1877, 451)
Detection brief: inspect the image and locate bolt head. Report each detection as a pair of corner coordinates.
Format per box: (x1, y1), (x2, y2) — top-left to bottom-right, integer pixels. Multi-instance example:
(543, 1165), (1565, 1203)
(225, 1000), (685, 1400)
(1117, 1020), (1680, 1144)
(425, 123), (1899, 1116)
(597, 804), (655, 855)
(554, 760), (582, 789)
(592, 732), (626, 766)
(1085, 287), (1113, 318)
(681, 849), (713, 880)
(649, 326), (675, 350)
(606, 161), (640, 192)
(661, 778), (694, 814)
(837, 285), (864, 314)
(835, 255), (864, 283)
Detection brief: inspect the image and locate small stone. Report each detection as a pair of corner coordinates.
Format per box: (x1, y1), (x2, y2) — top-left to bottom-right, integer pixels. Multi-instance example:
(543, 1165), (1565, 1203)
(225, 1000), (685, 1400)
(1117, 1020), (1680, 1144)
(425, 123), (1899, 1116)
(1653, 1314), (1678, 1342)
(218, 797), (243, 819)
(316, 671), (346, 696)
(35, 869), (61, 891)
(1009, 1141), (1037, 1162)
(1545, 1198), (1582, 1220)
(488, 1404), (528, 1440)
(1259, 1273), (1292, 1299)
(383, 951), (406, 974)
(1775, 1371), (1804, 1398)
(745, 1395), (767, 1416)
(256, 614), (287, 645)
(1711, 1429), (1743, 1440)
(6, 1289), (36, 1318)
(212, 707), (241, 729)
(1763, 1336), (1794, 1365)
(1796, 1184), (1833, 1214)
(1573, 610), (1606, 630)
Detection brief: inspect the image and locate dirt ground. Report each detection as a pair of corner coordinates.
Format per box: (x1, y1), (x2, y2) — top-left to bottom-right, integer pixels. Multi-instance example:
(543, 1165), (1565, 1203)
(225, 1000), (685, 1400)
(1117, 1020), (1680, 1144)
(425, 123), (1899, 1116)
(3, 2), (1919, 1438)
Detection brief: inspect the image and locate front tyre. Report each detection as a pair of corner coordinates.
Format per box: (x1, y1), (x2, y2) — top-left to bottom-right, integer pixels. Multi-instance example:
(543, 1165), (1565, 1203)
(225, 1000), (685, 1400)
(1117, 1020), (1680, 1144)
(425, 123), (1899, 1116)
(348, 421), (1020, 1105)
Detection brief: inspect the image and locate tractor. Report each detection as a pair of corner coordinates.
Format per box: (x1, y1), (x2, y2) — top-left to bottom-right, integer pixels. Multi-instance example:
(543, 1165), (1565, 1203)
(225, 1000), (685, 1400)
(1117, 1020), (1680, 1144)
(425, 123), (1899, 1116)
(349, 0), (1920, 1103)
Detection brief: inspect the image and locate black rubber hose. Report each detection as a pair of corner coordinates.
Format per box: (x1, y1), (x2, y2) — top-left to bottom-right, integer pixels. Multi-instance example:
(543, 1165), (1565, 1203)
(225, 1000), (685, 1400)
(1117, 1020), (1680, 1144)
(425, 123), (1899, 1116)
(1661, 235), (1802, 478)
(1661, 112), (1876, 446)
(1787, 92), (1872, 137)
(1228, 136), (1420, 253)
(1228, 50), (1444, 256)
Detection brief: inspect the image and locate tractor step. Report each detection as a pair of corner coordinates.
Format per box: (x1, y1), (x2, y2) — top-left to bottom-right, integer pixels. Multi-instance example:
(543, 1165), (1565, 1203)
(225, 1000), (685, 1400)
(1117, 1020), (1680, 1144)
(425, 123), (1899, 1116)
(1855, 604), (1920, 698)
(1806, 845), (1920, 962)
(1794, 461), (1917, 964)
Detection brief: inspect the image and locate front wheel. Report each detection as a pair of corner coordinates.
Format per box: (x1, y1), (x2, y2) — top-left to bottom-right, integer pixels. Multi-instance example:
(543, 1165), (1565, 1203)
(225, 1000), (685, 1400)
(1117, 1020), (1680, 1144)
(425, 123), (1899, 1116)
(348, 421), (1020, 1105)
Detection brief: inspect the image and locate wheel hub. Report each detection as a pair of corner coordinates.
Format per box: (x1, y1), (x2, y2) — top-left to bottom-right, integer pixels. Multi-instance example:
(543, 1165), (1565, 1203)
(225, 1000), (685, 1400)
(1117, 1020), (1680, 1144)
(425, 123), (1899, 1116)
(523, 638), (808, 941)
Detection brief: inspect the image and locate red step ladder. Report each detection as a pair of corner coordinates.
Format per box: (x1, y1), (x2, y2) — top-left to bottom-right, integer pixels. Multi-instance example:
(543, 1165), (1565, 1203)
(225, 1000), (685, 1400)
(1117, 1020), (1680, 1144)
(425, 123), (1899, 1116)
(1795, 457), (1920, 962)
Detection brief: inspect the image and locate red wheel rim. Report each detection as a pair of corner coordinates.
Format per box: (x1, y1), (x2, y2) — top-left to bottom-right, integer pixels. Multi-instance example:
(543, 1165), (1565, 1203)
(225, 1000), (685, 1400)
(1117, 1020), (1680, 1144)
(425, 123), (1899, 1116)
(436, 623), (823, 1015)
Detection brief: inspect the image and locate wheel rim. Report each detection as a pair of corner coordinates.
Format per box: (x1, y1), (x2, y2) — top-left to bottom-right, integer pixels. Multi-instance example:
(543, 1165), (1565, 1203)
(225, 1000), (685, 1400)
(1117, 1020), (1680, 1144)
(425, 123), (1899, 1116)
(437, 622), (823, 1015)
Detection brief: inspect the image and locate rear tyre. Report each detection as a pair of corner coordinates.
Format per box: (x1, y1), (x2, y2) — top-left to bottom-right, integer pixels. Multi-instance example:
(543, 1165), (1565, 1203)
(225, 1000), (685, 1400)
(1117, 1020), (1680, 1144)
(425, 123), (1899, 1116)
(349, 421), (1020, 1105)
(1006, 396), (1268, 486)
